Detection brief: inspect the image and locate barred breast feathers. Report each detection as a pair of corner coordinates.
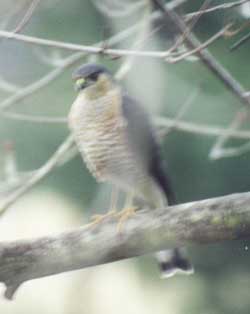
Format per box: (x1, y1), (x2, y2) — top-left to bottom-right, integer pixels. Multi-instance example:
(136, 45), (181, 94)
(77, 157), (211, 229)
(68, 86), (129, 181)
(68, 86), (167, 204)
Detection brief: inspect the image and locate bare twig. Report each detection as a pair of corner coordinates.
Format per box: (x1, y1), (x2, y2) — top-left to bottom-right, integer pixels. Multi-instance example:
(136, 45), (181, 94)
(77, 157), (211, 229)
(0, 25), (228, 61)
(3, 111), (250, 141)
(0, 0), (195, 113)
(0, 30), (183, 58)
(152, 0), (250, 107)
(230, 32), (250, 51)
(0, 1), (26, 30)
(56, 144), (78, 167)
(166, 24), (231, 63)
(0, 142), (28, 198)
(210, 140), (250, 159)
(1, 191), (250, 299)
(224, 20), (250, 38)
(1, 111), (67, 123)
(162, 85), (202, 136)
(13, 0), (41, 33)
(209, 108), (250, 159)
(155, 117), (250, 140)
(0, 52), (83, 112)
(168, 0), (212, 55)
(185, 0), (250, 21)
(0, 77), (21, 93)
(0, 135), (74, 215)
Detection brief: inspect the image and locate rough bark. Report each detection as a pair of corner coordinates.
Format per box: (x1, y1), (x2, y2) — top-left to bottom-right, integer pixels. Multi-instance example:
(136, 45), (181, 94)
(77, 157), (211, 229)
(1, 192), (250, 300)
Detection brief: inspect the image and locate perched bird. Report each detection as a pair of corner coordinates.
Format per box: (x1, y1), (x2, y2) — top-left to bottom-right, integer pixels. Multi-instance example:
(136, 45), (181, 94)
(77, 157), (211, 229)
(68, 63), (193, 277)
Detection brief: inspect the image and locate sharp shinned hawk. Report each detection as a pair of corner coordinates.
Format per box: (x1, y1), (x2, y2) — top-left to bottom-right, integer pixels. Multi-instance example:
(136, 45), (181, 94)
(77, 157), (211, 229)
(68, 63), (193, 277)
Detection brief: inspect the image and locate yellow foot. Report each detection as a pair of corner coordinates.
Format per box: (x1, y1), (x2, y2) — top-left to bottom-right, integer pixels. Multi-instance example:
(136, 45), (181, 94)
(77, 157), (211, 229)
(86, 210), (116, 229)
(116, 207), (137, 233)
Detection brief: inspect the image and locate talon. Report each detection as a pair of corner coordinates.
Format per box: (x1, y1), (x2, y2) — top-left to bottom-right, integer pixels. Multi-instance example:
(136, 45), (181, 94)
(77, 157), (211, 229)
(85, 210), (116, 229)
(116, 207), (137, 233)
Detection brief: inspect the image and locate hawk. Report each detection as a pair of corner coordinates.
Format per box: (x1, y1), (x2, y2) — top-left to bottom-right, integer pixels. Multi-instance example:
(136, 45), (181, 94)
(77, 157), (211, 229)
(68, 63), (193, 277)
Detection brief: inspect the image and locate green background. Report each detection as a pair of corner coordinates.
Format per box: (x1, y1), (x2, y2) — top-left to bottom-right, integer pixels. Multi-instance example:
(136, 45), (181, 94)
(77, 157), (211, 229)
(1, 0), (250, 313)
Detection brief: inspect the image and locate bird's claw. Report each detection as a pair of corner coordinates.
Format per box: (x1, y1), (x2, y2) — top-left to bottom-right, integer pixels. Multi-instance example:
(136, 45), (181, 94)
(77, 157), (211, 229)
(116, 206), (137, 233)
(85, 206), (137, 232)
(86, 210), (116, 229)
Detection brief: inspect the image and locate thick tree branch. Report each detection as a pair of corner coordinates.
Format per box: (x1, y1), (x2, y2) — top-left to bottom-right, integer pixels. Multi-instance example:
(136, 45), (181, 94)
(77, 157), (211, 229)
(1, 191), (250, 300)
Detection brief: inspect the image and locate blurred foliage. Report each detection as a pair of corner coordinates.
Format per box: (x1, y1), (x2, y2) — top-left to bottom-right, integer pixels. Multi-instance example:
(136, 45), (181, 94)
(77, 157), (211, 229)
(1, 0), (250, 313)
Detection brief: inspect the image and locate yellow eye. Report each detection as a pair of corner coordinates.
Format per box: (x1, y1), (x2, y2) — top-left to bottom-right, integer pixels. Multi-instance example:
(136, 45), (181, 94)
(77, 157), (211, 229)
(75, 77), (86, 90)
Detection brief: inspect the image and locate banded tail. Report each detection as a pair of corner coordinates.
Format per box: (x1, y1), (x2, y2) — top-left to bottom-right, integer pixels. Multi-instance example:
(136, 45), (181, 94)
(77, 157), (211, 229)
(156, 248), (194, 278)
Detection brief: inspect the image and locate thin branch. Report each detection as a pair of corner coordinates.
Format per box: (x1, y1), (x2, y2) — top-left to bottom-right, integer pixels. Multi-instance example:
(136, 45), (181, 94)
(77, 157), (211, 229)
(0, 0), (195, 113)
(0, 0), (241, 65)
(1, 111), (67, 123)
(166, 24), (230, 63)
(210, 140), (250, 159)
(168, 0), (212, 55)
(3, 111), (250, 141)
(0, 2), (26, 30)
(0, 141), (27, 198)
(224, 20), (250, 38)
(56, 144), (78, 167)
(1, 191), (250, 299)
(155, 117), (250, 140)
(152, 0), (250, 107)
(0, 30), (182, 58)
(0, 174), (33, 198)
(230, 31), (250, 51)
(185, 0), (250, 21)
(0, 4), (164, 112)
(162, 85), (201, 136)
(0, 23), (229, 116)
(0, 135), (74, 216)
(209, 108), (249, 159)
(0, 142), (31, 198)
(0, 52), (83, 112)
(0, 24), (228, 61)
(0, 24), (140, 111)
(0, 77), (21, 93)
(0, 19), (229, 63)
(12, 0), (41, 33)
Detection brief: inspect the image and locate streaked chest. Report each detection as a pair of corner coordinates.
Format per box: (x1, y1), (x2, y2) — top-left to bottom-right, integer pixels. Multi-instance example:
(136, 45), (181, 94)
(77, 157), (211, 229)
(68, 88), (131, 181)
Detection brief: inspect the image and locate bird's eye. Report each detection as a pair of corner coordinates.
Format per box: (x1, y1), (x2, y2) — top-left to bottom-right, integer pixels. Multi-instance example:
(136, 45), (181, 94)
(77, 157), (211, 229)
(75, 77), (86, 91)
(89, 73), (99, 81)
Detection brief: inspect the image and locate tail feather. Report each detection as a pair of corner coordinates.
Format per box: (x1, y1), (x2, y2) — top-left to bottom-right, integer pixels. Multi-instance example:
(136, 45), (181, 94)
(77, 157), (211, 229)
(156, 248), (194, 278)
(146, 155), (194, 278)
(152, 166), (194, 278)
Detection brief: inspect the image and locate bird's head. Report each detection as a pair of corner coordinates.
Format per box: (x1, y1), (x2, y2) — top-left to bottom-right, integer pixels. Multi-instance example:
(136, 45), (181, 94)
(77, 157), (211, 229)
(72, 64), (113, 97)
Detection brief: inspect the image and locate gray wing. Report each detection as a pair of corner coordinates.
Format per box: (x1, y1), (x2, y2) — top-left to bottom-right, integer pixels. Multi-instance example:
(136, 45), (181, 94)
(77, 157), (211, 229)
(122, 93), (193, 277)
(121, 93), (176, 205)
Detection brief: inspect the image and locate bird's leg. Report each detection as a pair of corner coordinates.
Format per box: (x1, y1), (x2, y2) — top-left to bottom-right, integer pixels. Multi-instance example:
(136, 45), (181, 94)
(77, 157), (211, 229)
(87, 186), (119, 228)
(109, 185), (119, 214)
(116, 192), (137, 232)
